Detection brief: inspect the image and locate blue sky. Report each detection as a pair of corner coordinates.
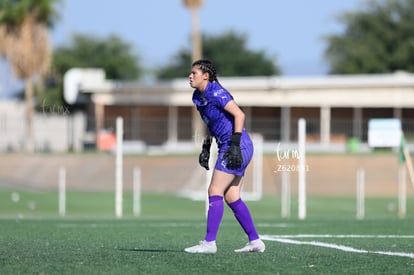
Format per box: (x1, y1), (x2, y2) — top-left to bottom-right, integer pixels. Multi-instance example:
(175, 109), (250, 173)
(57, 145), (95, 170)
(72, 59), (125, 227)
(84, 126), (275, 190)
(1, 0), (364, 97)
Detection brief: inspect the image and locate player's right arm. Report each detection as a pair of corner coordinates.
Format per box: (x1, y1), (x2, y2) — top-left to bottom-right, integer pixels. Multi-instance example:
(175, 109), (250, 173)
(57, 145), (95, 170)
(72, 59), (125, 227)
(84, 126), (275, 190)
(199, 135), (212, 170)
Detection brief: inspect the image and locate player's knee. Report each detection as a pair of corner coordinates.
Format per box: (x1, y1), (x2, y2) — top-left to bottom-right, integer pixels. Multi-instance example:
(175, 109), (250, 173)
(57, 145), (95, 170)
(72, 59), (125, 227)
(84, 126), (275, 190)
(224, 192), (240, 204)
(208, 185), (224, 196)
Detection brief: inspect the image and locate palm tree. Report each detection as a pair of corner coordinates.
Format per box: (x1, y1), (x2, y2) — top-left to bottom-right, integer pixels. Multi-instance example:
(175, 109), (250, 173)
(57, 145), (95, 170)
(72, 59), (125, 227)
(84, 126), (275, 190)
(182, 0), (204, 141)
(182, 0), (203, 62)
(0, 0), (59, 152)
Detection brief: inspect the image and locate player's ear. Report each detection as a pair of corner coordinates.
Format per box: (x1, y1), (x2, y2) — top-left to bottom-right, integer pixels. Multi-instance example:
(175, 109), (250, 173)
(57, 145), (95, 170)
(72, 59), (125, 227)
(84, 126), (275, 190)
(203, 72), (209, 80)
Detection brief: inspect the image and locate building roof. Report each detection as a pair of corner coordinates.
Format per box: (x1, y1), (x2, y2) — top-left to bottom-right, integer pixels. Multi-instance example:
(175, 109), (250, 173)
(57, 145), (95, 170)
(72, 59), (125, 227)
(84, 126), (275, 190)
(65, 68), (414, 108)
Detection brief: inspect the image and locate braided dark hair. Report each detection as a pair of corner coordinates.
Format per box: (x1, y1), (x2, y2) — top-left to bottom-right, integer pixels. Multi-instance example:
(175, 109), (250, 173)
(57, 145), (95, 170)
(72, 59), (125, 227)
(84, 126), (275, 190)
(192, 59), (220, 84)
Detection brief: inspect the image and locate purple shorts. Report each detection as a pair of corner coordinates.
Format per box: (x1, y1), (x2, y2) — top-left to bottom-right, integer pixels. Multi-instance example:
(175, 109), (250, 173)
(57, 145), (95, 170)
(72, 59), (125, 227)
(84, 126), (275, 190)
(214, 133), (254, 177)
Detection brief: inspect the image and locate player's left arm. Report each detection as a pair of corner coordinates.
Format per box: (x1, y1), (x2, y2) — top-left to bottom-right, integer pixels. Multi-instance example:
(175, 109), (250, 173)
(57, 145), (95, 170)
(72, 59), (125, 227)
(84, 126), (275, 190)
(223, 100), (245, 168)
(224, 100), (245, 133)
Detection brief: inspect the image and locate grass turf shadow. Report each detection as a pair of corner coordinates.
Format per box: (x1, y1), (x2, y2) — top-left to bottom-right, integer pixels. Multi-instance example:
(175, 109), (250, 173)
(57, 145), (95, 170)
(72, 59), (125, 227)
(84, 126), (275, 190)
(119, 248), (183, 253)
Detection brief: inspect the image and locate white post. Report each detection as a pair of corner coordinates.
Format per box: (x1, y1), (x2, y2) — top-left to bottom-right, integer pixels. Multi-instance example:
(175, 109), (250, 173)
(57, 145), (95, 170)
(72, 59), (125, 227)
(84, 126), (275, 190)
(252, 134), (263, 200)
(398, 165), (407, 218)
(281, 169), (290, 218)
(298, 118), (306, 220)
(205, 147), (212, 217)
(115, 116), (123, 218)
(205, 141), (216, 217)
(205, 171), (210, 217)
(59, 166), (66, 217)
(356, 168), (365, 220)
(133, 167), (141, 217)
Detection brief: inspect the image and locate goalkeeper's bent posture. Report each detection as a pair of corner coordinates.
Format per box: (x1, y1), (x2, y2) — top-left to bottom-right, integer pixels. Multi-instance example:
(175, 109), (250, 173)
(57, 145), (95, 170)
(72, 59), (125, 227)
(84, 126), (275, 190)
(184, 59), (265, 254)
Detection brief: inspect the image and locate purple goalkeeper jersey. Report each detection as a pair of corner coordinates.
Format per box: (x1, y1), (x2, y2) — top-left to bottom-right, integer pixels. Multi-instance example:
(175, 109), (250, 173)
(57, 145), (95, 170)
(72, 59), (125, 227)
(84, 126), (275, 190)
(192, 81), (254, 176)
(192, 81), (242, 150)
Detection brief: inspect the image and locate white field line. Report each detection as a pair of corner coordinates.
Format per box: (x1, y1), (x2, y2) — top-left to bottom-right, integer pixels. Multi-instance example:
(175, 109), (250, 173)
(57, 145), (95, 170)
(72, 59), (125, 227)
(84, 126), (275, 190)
(261, 234), (414, 239)
(261, 234), (414, 259)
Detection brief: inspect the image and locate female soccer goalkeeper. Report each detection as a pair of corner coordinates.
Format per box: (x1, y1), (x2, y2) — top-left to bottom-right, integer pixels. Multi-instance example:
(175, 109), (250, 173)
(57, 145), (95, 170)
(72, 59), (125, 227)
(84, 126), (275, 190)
(184, 59), (265, 254)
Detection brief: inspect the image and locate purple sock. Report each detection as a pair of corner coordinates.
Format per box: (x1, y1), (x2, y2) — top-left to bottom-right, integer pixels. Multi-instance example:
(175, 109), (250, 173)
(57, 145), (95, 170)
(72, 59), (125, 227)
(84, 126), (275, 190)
(204, 195), (224, 242)
(228, 198), (259, 241)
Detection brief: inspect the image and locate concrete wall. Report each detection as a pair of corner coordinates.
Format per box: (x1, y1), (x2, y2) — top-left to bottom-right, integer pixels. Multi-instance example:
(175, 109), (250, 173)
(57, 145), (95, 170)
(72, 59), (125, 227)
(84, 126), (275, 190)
(1, 153), (412, 198)
(0, 101), (86, 152)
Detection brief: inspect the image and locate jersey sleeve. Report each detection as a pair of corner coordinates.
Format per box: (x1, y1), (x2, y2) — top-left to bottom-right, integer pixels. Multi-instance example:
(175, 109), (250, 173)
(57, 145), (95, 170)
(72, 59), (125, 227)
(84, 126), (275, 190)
(211, 88), (233, 108)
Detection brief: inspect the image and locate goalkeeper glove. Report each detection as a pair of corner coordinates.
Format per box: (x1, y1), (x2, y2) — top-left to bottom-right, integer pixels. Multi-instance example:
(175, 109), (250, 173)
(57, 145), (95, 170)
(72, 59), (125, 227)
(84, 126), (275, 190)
(223, 133), (243, 169)
(199, 136), (212, 170)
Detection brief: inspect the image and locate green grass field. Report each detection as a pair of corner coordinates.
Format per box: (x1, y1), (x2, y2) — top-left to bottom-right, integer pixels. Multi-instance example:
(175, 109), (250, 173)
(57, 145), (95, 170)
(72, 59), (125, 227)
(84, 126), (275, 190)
(1, 190), (414, 274)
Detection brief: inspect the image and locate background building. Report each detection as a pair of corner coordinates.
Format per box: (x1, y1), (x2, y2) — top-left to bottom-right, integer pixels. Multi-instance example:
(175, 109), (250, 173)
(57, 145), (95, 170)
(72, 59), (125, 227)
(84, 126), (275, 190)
(2, 69), (414, 153)
(67, 69), (414, 152)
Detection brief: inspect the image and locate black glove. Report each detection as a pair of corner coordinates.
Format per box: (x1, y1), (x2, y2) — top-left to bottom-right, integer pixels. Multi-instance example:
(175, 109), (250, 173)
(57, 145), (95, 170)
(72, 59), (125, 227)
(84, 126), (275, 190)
(223, 133), (243, 169)
(199, 136), (212, 170)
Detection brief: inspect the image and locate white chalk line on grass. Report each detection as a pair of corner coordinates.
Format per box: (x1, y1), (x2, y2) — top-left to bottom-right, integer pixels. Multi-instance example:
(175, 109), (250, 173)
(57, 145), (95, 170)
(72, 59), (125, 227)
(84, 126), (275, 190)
(262, 234), (414, 239)
(261, 235), (414, 259)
